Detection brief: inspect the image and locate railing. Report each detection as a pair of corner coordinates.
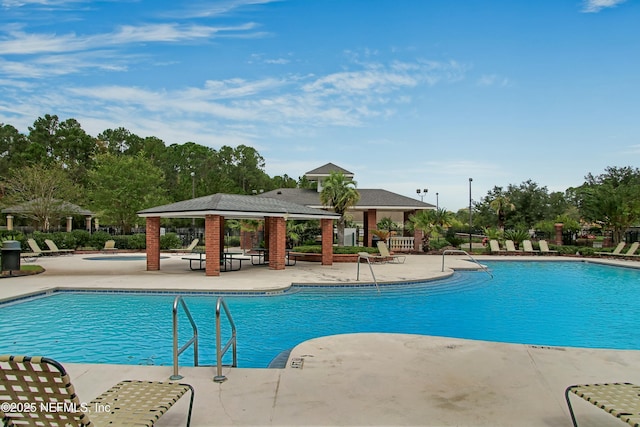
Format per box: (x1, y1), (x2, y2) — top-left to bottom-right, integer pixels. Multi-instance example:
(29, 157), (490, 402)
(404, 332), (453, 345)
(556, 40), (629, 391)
(214, 297), (237, 383)
(356, 252), (380, 293)
(170, 296), (199, 380)
(441, 249), (493, 278)
(388, 236), (414, 252)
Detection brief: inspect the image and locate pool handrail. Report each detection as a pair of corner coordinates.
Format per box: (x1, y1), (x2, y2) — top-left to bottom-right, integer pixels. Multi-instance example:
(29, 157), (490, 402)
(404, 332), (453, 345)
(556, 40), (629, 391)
(356, 252), (381, 293)
(171, 296), (199, 380)
(214, 296), (237, 383)
(441, 250), (493, 278)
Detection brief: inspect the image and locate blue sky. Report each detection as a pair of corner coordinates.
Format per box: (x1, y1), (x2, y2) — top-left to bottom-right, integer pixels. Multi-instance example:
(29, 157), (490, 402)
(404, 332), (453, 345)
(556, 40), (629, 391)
(1, 0), (638, 211)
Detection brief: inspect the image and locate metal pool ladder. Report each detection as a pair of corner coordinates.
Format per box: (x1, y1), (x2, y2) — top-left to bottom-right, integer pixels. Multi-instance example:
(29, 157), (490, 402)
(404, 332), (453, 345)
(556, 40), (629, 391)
(356, 252), (381, 293)
(214, 296), (237, 383)
(171, 296), (198, 380)
(170, 295), (237, 382)
(441, 249), (493, 278)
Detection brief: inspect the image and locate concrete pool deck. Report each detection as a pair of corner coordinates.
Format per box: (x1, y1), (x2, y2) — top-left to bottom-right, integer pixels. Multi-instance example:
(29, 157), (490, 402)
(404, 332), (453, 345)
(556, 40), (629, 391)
(2, 252), (640, 426)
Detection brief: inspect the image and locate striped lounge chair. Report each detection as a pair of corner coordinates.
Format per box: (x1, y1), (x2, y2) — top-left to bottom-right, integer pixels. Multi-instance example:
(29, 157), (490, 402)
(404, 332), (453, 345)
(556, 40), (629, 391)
(565, 382), (640, 426)
(0, 355), (194, 426)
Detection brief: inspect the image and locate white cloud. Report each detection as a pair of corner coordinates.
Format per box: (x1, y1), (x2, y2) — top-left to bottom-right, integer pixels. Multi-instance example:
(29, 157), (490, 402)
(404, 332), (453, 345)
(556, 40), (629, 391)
(0, 23), (259, 55)
(582, 0), (627, 13)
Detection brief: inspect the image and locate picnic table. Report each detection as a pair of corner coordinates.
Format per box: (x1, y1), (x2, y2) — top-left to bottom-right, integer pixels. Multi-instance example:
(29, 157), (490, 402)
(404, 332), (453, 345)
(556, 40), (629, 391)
(182, 251), (251, 272)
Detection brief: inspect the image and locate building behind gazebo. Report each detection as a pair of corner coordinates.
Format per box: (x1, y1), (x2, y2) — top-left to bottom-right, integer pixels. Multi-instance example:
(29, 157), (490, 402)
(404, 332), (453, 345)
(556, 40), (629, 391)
(2, 199), (94, 232)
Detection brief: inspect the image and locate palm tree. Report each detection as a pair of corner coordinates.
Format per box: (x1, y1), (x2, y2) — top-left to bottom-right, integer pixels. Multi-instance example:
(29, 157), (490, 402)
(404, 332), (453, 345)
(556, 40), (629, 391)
(409, 209), (437, 251)
(433, 208), (454, 238)
(319, 171), (360, 246)
(489, 195), (515, 231)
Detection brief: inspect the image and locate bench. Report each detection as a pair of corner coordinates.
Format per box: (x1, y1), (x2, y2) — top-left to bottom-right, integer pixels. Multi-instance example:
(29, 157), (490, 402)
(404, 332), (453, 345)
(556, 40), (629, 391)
(565, 383), (640, 426)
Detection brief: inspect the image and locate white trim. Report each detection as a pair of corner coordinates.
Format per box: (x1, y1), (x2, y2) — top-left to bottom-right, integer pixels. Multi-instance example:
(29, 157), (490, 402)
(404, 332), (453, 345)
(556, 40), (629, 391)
(138, 210), (340, 220)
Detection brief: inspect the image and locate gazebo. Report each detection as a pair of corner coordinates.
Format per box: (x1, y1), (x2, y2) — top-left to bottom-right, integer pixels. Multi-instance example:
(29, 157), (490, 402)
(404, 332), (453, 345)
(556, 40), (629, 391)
(138, 193), (340, 276)
(2, 199), (94, 232)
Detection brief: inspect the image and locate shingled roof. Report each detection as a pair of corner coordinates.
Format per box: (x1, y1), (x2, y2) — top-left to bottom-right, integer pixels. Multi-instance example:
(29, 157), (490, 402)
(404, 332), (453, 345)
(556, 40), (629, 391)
(259, 188), (434, 211)
(138, 193), (340, 220)
(304, 163), (354, 178)
(2, 199), (94, 216)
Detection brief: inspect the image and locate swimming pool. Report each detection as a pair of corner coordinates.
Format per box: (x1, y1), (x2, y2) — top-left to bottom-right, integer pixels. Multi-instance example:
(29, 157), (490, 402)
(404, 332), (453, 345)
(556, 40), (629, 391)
(1, 261), (639, 368)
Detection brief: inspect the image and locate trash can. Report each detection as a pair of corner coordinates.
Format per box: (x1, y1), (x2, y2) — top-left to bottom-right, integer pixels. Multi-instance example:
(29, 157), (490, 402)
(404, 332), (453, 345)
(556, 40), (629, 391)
(1, 240), (21, 272)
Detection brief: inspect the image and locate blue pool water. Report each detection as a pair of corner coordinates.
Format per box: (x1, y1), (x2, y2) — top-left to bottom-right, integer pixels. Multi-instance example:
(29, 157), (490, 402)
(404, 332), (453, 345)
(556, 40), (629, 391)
(1, 261), (640, 368)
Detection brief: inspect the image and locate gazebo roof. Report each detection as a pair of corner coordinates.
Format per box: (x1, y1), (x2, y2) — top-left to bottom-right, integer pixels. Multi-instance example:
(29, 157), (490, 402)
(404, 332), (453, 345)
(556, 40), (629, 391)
(259, 188), (435, 211)
(138, 193), (341, 220)
(1, 199), (94, 216)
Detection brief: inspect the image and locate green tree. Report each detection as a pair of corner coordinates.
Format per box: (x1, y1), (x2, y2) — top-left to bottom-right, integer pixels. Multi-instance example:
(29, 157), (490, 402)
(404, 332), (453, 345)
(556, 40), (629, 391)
(408, 209), (436, 251)
(489, 194), (515, 231)
(97, 127), (144, 156)
(2, 164), (78, 230)
(0, 123), (30, 174)
(88, 154), (169, 233)
(319, 172), (360, 246)
(575, 166), (640, 244)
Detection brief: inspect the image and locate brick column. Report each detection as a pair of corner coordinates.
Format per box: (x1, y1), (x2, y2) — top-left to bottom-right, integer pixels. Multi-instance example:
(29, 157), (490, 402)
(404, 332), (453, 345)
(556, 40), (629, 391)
(321, 218), (334, 265)
(263, 217), (270, 261)
(85, 216), (92, 232)
(205, 215), (221, 276)
(554, 223), (564, 246)
(145, 216), (161, 271)
(268, 217), (286, 270)
(364, 209), (377, 247)
(6, 215), (13, 231)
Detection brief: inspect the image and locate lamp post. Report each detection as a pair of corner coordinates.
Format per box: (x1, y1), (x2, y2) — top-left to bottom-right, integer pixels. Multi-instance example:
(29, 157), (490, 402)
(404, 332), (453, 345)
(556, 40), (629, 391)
(468, 178), (473, 251)
(436, 192), (439, 211)
(191, 172), (195, 227)
(416, 188), (428, 202)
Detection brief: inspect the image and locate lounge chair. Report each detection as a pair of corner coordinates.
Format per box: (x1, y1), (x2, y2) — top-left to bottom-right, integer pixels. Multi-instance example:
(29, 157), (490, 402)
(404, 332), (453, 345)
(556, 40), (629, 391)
(595, 242), (626, 256)
(504, 240), (521, 253)
(27, 238), (56, 256)
(357, 251), (386, 264)
(45, 239), (74, 255)
(565, 382), (640, 427)
(522, 240), (539, 253)
(376, 241), (406, 263)
(617, 241), (640, 257)
(102, 239), (117, 253)
(169, 238), (199, 254)
(538, 240), (558, 254)
(0, 354), (194, 427)
(489, 239), (505, 254)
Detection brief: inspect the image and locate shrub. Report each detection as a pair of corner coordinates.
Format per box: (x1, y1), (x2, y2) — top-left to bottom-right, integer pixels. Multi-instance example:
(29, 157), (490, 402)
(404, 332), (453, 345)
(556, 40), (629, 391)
(503, 229), (530, 245)
(160, 233), (181, 250)
(71, 230), (91, 248)
(129, 233), (147, 249)
(225, 236), (241, 247)
(89, 231), (112, 249)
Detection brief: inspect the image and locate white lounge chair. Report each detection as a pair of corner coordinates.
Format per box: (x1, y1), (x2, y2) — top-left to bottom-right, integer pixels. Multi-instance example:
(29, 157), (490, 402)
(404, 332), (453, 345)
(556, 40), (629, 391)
(595, 242), (625, 256)
(45, 239), (74, 255)
(538, 240), (558, 254)
(505, 240), (521, 253)
(616, 241), (639, 257)
(102, 239), (118, 253)
(376, 241), (406, 263)
(489, 239), (505, 254)
(522, 240), (539, 253)
(169, 238), (199, 254)
(27, 238), (56, 256)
